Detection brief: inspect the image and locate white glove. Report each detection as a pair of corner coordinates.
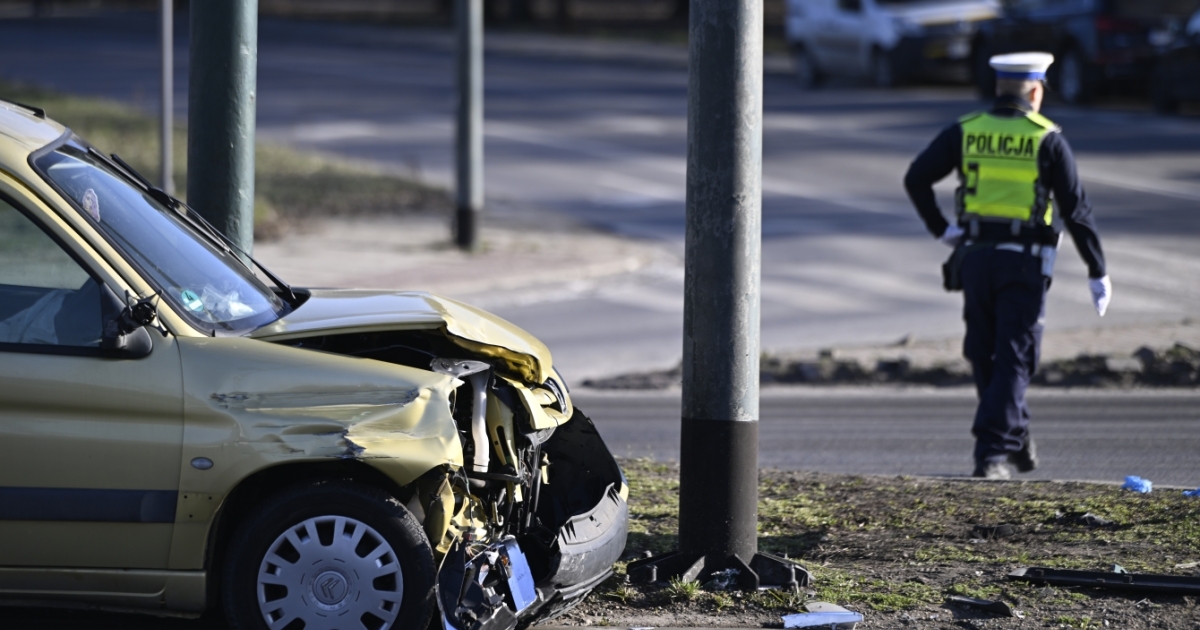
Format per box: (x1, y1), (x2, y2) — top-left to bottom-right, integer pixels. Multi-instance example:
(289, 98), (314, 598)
(1089, 275), (1112, 317)
(939, 224), (964, 248)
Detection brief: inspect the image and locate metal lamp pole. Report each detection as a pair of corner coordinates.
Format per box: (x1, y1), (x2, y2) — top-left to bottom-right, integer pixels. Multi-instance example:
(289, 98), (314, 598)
(626, 0), (810, 590)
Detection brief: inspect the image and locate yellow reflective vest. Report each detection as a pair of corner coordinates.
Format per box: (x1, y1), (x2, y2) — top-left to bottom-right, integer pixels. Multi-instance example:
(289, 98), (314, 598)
(956, 110), (1059, 227)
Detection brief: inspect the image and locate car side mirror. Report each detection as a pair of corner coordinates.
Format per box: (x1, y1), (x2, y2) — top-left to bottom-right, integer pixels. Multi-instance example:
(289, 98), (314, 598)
(100, 284), (157, 358)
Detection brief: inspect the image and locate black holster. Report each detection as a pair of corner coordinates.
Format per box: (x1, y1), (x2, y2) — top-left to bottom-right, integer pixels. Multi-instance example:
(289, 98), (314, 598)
(942, 243), (987, 292)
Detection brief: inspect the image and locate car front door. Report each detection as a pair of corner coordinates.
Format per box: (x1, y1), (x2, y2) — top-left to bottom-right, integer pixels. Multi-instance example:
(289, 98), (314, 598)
(0, 185), (183, 571)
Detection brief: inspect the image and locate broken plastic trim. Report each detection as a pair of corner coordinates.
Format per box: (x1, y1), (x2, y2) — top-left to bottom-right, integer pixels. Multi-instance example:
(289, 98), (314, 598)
(438, 537), (538, 630)
(1008, 566), (1200, 595)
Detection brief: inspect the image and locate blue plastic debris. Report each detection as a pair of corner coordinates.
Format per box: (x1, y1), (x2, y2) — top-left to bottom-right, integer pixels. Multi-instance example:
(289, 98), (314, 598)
(1184, 488), (1200, 497)
(1122, 476), (1152, 493)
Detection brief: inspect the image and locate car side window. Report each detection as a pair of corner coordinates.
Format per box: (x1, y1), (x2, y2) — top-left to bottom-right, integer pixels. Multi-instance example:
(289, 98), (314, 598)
(837, 0), (862, 13)
(0, 197), (102, 348)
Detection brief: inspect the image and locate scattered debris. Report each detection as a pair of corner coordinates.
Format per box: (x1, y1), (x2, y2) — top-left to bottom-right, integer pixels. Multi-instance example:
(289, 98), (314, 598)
(1123, 476), (1154, 493)
(701, 568), (741, 591)
(782, 602), (863, 629)
(1176, 562), (1199, 570)
(1009, 567), (1200, 596)
(946, 595), (1016, 617)
(971, 523), (1017, 539)
(1077, 512), (1116, 527)
(1184, 488), (1200, 497)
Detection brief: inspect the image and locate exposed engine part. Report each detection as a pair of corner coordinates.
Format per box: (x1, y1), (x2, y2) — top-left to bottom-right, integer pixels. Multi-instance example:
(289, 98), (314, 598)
(432, 358), (493, 474)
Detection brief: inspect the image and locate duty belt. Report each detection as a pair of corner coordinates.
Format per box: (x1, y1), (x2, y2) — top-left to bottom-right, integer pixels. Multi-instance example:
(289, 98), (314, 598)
(970, 241), (1058, 277)
(993, 242), (1049, 256)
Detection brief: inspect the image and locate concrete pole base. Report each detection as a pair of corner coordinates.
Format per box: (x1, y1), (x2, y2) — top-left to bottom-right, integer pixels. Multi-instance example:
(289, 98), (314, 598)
(626, 549), (811, 591)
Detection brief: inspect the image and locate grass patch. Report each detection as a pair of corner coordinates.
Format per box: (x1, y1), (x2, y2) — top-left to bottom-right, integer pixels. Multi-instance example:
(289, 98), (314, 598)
(599, 458), (1200, 626)
(809, 566), (941, 611)
(0, 80), (448, 239)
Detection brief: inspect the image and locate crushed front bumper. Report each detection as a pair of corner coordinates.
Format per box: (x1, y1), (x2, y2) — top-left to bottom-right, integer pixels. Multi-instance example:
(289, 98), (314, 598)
(438, 409), (628, 630)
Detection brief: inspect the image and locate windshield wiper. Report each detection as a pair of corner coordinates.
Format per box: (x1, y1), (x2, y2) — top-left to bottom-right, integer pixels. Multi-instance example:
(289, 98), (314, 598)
(179, 202), (299, 306)
(92, 149), (300, 306)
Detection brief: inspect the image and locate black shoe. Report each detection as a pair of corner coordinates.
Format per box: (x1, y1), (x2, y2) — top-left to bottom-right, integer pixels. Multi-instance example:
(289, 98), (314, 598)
(1008, 437), (1038, 473)
(972, 460), (1012, 480)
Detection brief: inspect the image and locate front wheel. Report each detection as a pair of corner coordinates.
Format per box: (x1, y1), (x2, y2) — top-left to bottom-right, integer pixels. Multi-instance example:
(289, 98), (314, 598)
(1054, 47), (1093, 105)
(870, 49), (899, 88)
(1151, 64), (1180, 114)
(222, 481), (436, 630)
(793, 45), (823, 89)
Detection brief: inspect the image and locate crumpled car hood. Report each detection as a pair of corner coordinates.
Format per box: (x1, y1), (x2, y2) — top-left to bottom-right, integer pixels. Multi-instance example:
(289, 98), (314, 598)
(250, 289), (554, 384)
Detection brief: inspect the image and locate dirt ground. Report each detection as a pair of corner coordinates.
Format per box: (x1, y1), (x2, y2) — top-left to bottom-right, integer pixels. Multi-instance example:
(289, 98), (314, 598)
(545, 459), (1200, 629)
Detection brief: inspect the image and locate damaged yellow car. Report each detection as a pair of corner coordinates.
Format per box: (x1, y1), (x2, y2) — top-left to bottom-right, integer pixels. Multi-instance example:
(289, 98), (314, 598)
(0, 100), (628, 630)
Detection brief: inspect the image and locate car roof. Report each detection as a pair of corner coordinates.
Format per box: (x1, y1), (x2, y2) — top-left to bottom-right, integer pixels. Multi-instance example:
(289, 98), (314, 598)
(0, 99), (67, 165)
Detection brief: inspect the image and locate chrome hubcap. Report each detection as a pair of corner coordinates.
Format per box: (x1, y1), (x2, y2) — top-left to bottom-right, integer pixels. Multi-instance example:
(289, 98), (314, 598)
(257, 516), (403, 630)
(312, 570), (350, 607)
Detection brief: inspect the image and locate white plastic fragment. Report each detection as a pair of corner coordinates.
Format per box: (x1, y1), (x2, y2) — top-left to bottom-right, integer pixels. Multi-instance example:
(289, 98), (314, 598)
(783, 602), (863, 629)
(782, 611), (863, 628)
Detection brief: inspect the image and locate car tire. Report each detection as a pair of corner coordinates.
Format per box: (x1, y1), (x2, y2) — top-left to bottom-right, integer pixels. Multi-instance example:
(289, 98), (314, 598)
(793, 45), (823, 89)
(870, 49), (899, 88)
(972, 42), (996, 100)
(1053, 47), (1094, 105)
(221, 480), (436, 630)
(1151, 64), (1180, 115)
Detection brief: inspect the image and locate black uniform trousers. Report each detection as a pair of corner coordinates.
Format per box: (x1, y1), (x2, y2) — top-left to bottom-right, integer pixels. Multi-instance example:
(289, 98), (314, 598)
(960, 246), (1047, 464)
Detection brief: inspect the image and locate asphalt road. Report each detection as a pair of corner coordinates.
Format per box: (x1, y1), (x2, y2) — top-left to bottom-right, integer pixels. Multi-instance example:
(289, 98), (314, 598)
(1, 13), (1198, 380)
(577, 388), (1200, 486)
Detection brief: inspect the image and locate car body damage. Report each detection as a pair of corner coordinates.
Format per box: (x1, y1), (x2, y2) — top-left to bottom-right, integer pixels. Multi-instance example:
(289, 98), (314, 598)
(249, 294), (629, 629)
(177, 295), (628, 628)
(0, 103), (626, 630)
(179, 336), (464, 485)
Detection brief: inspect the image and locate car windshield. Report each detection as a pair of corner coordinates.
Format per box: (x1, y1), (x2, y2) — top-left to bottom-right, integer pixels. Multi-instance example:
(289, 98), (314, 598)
(33, 139), (288, 334)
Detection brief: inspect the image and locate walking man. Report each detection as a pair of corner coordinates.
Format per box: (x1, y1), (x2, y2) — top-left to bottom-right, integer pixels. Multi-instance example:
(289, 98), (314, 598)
(904, 52), (1111, 479)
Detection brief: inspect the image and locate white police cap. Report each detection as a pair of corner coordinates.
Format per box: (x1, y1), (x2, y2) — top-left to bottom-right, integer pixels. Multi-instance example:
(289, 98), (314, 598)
(989, 52), (1054, 80)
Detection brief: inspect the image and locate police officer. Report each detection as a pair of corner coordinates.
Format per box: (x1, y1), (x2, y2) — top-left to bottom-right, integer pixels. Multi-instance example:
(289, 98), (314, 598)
(904, 52), (1112, 480)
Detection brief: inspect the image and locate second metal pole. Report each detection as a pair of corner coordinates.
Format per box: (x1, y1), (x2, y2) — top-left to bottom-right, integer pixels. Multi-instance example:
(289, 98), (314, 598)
(187, 0), (258, 253)
(454, 0), (483, 251)
(160, 0), (173, 195)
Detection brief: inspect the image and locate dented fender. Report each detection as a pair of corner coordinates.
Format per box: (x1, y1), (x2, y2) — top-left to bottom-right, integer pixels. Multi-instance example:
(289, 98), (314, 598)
(168, 336), (463, 570)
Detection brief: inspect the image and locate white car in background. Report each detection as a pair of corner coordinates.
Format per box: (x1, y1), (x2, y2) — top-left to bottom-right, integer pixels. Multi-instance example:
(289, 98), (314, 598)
(787, 0), (1000, 88)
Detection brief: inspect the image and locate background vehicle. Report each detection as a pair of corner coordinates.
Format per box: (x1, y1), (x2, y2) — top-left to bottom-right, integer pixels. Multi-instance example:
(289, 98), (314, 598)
(973, 0), (1200, 104)
(1151, 9), (1200, 113)
(786, 0), (1000, 88)
(0, 101), (627, 630)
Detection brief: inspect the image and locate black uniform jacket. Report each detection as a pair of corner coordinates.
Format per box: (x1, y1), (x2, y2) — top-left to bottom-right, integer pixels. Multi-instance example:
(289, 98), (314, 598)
(904, 95), (1107, 279)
